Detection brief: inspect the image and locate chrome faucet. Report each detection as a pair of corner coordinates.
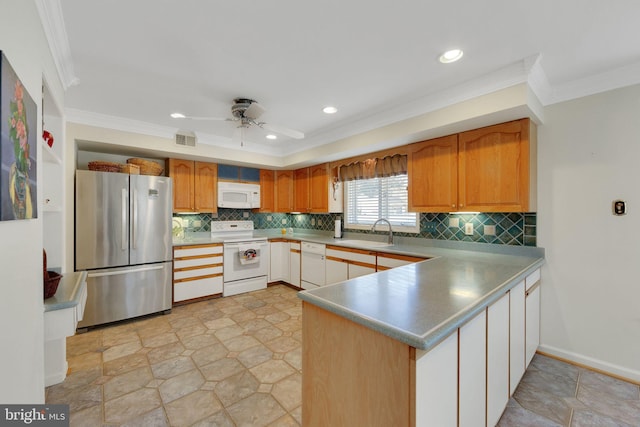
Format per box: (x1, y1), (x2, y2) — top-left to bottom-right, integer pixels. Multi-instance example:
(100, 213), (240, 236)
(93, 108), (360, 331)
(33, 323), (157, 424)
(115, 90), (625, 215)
(371, 218), (394, 244)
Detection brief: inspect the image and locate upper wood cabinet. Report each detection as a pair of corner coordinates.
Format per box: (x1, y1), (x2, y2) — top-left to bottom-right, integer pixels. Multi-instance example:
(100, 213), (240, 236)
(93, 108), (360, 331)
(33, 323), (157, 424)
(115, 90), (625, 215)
(309, 163), (330, 213)
(408, 134), (458, 212)
(408, 118), (536, 212)
(258, 169), (275, 213)
(293, 167), (310, 212)
(166, 159), (217, 213)
(275, 170), (294, 213)
(459, 119), (534, 212)
(292, 163), (342, 213)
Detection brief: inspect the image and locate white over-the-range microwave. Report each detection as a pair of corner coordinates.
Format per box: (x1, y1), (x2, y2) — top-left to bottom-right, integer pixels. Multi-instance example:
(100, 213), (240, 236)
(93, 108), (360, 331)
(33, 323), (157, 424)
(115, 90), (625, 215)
(218, 182), (261, 209)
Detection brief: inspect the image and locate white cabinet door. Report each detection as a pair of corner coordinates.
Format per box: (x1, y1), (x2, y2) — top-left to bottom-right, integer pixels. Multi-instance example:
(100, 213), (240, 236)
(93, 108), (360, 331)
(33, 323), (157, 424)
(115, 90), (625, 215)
(510, 280), (526, 395)
(459, 310), (486, 427)
(348, 263), (375, 279)
(326, 258), (348, 285)
(487, 293), (510, 427)
(269, 241), (290, 282)
(525, 284), (540, 367)
(415, 333), (458, 427)
(290, 245), (301, 287)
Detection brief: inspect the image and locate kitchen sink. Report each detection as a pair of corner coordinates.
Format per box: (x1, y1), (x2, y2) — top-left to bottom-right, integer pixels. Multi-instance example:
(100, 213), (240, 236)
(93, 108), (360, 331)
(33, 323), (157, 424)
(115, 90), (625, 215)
(336, 239), (394, 248)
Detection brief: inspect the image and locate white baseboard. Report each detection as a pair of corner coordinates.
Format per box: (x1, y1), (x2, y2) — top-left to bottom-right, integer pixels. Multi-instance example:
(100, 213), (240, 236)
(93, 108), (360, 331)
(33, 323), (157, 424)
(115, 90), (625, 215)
(538, 344), (640, 384)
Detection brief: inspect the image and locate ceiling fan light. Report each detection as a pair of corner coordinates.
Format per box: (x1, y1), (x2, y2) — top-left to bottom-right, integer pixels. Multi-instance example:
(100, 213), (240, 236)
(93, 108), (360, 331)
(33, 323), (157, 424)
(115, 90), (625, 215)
(266, 134), (277, 140)
(170, 112), (185, 119)
(322, 106), (338, 114)
(439, 49), (464, 64)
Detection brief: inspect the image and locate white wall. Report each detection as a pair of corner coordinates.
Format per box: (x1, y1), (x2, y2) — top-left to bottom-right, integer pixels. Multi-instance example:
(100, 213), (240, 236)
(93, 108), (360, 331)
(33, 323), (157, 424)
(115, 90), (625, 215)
(0, 1), (65, 402)
(538, 84), (640, 381)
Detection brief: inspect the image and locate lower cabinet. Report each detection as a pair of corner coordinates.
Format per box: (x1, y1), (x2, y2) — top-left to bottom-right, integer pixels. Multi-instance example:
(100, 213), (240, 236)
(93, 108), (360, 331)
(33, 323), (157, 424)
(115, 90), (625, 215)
(459, 310), (487, 427)
(173, 244), (223, 303)
(510, 280), (526, 394)
(376, 252), (428, 270)
(269, 239), (290, 283)
(415, 333), (458, 426)
(290, 242), (301, 287)
(487, 292), (510, 427)
(325, 245), (376, 285)
(525, 271), (541, 367)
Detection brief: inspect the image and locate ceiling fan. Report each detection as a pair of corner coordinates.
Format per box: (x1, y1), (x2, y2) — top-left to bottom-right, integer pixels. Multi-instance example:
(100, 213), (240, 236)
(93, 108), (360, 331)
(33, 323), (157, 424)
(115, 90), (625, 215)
(171, 98), (304, 145)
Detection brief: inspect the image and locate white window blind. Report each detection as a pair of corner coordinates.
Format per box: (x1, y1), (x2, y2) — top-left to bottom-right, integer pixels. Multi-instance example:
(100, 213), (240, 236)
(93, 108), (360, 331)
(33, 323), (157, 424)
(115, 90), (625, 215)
(345, 174), (418, 232)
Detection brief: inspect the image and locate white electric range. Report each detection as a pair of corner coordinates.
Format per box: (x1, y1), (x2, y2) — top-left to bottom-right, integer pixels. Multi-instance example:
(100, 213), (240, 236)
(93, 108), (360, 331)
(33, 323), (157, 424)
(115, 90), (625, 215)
(211, 221), (269, 296)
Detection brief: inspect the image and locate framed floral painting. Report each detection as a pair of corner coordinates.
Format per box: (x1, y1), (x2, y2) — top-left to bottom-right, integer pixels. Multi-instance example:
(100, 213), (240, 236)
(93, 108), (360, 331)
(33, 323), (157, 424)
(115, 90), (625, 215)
(1, 51), (38, 220)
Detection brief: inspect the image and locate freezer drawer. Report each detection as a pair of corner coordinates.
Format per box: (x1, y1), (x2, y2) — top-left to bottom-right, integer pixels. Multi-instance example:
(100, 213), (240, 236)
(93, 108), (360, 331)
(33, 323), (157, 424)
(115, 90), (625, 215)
(78, 261), (172, 328)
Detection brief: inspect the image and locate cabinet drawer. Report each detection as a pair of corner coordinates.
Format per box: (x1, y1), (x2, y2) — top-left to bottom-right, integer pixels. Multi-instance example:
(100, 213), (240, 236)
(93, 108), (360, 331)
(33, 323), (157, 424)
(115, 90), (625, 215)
(174, 265), (223, 281)
(290, 242), (301, 251)
(174, 244), (222, 258)
(525, 268), (541, 291)
(326, 246), (376, 264)
(377, 253), (427, 269)
(174, 255), (222, 269)
(174, 275), (223, 302)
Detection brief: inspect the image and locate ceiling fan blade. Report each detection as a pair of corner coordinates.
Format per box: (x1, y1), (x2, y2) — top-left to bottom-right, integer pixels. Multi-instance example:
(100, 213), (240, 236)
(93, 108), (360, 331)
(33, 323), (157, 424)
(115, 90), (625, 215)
(244, 102), (266, 120)
(259, 122), (305, 139)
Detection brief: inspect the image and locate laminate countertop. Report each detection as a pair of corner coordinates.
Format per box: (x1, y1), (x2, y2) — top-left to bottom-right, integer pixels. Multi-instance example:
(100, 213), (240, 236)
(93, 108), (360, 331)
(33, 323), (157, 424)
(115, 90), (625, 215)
(43, 271), (87, 312)
(172, 229), (544, 351)
(295, 236), (544, 351)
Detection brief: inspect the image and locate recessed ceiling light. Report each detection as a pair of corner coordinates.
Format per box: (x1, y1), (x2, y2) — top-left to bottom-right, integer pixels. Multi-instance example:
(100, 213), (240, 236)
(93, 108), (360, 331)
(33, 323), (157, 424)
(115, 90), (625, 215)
(439, 49), (464, 64)
(170, 112), (185, 119)
(322, 106), (338, 114)
(266, 134), (277, 140)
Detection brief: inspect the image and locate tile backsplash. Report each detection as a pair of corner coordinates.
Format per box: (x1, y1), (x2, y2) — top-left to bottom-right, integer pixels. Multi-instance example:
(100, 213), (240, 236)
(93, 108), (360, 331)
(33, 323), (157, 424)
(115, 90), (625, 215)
(174, 209), (536, 246)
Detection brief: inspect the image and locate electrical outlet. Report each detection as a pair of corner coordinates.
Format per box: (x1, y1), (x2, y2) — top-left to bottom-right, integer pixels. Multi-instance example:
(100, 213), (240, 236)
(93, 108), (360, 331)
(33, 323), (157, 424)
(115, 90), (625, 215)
(424, 221), (437, 232)
(243, 211), (249, 218)
(311, 218), (316, 226)
(449, 218), (459, 228)
(267, 215), (272, 221)
(484, 225), (496, 235)
(192, 220), (201, 227)
(464, 223), (474, 235)
(281, 218), (287, 225)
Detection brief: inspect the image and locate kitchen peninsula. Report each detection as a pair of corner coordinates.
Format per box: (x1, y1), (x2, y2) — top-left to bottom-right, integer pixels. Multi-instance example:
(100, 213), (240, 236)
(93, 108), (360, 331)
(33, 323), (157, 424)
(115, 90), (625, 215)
(297, 242), (543, 426)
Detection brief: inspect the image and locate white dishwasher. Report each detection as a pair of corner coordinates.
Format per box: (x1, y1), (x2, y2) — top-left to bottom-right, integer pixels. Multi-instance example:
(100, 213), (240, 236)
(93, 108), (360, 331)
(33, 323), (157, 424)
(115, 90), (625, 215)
(301, 242), (326, 290)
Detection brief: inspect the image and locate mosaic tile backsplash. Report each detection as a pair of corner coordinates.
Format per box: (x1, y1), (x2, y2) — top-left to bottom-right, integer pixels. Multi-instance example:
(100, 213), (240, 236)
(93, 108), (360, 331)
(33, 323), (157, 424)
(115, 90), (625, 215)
(175, 209), (536, 246)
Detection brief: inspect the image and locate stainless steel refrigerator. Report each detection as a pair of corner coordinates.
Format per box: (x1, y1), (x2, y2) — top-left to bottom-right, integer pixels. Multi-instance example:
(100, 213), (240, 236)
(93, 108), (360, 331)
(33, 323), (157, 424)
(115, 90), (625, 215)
(75, 170), (173, 328)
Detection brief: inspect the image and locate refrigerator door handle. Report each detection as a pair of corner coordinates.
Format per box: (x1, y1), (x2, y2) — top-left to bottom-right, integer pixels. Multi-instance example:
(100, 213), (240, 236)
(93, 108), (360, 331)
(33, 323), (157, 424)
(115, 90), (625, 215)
(132, 188), (138, 249)
(121, 188), (128, 251)
(87, 265), (165, 278)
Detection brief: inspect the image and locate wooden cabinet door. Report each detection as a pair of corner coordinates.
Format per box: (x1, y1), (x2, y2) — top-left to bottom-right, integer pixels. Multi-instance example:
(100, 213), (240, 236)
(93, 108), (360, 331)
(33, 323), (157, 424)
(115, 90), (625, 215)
(458, 119), (531, 212)
(309, 163), (329, 213)
(259, 169), (275, 212)
(408, 135), (458, 212)
(294, 167), (310, 212)
(167, 159), (194, 212)
(275, 170), (294, 212)
(194, 161), (217, 213)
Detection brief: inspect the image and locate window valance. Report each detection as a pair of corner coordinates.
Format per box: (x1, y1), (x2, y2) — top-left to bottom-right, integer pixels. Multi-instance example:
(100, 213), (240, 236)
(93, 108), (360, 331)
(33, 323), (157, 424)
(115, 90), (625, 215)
(337, 154), (407, 181)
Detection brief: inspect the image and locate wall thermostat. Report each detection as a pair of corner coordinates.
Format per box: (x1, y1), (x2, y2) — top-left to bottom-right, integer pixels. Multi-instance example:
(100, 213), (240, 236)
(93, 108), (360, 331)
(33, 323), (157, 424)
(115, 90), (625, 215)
(613, 200), (627, 216)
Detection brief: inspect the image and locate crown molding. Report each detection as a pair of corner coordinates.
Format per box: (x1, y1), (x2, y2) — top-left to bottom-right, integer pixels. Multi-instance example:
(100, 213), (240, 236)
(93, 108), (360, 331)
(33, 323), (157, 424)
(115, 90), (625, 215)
(547, 60), (640, 105)
(35, 0), (79, 89)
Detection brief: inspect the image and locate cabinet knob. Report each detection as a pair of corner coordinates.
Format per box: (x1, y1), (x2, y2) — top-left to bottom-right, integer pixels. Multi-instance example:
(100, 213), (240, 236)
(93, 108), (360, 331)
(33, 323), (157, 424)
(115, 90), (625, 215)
(460, 204), (464, 207)
(452, 204), (456, 208)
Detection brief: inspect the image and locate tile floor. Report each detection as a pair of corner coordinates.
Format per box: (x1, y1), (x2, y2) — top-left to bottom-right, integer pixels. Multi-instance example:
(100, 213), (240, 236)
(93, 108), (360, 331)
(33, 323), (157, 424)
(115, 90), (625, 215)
(46, 284), (640, 426)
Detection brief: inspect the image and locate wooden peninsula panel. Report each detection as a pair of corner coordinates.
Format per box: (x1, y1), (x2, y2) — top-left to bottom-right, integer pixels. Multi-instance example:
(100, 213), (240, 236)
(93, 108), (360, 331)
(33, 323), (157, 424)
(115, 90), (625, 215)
(302, 302), (413, 426)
